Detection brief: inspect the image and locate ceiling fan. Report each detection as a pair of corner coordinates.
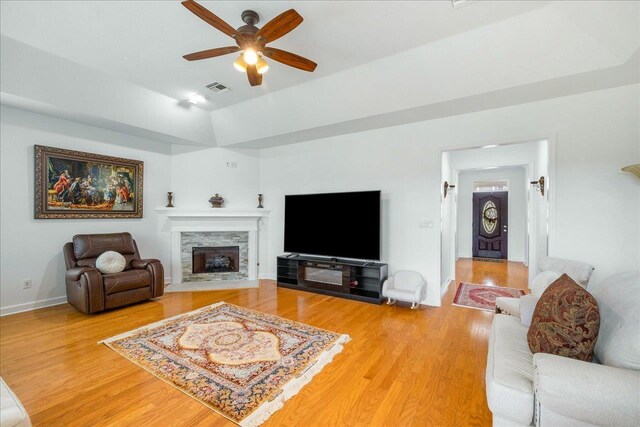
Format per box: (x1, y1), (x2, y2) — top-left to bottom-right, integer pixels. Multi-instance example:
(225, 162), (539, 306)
(181, 0), (317, 87)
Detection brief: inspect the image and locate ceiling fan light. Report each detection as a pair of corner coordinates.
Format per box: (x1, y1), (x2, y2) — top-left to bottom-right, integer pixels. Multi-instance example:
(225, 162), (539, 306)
(233, 55), (247, 72)
(256, 56), (269, 74)
(243, 48), (258, 65)
(187, 93), (206, 104)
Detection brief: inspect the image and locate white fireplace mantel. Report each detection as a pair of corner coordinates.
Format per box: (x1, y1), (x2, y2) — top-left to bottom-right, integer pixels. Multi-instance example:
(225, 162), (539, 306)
(156, 208), (269, 285)
(155, 208), (270, 219)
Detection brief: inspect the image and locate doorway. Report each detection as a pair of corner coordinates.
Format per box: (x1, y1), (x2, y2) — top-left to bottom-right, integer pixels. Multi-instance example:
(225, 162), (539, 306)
(440, 139), (551, 294)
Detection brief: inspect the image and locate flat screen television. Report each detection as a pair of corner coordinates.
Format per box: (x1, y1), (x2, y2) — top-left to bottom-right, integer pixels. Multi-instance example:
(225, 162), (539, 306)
(284, 190), (381, 260)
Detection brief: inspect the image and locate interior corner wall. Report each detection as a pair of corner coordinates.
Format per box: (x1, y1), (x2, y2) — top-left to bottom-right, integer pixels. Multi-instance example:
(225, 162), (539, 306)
(168, 145), (261, 210)
(440, 152), (454, 292)
(533, 141), (549, 282)
(165, 144), (263, 276)
(260, 84), (639, 307)
(0, 106), (172, 315)
(456, 167), (527, 262)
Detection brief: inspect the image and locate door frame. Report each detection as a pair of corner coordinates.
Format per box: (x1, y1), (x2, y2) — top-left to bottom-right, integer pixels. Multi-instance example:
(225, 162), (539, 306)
(439, 135), (557, 292)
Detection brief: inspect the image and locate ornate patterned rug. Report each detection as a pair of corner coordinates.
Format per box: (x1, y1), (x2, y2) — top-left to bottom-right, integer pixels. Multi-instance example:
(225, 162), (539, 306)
(453, 282), (525, 311)
(102, 302), (350, 426)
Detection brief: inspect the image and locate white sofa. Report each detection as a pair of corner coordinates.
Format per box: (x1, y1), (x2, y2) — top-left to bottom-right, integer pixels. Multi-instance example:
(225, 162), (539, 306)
(486, 271), (640, 426)
(0, 378), (31, 427)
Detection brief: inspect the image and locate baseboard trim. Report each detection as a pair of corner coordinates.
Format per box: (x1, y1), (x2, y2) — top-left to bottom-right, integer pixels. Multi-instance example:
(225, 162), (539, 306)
(0, 296), (67, 317)
(259, 273), (276, 281)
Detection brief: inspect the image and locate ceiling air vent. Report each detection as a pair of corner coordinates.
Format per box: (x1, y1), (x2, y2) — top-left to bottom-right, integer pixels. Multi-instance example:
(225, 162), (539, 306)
(206, 81), (230, 93)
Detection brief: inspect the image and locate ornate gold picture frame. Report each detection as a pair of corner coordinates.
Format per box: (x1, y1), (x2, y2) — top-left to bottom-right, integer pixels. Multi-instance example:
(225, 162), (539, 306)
(34, 145), (143, 219)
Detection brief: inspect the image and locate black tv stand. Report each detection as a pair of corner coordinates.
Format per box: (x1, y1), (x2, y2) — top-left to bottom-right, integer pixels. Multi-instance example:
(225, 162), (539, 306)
(276, 254), (388, 304)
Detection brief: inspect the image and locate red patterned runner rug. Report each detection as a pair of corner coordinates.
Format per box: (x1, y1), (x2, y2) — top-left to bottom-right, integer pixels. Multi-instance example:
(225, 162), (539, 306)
(452, 282), (525, 311)
(101, 302), (350, 426)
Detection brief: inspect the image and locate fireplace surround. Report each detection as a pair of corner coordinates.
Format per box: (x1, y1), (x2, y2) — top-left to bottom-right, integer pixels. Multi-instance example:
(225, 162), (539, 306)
(156, 208), (269, 285)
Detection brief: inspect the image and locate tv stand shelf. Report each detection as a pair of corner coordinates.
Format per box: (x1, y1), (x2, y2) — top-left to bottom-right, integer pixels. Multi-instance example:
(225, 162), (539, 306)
(277, 255), (388, 304)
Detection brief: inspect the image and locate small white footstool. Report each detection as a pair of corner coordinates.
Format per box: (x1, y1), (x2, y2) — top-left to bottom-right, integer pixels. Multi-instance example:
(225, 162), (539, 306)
(382, 270), (426, 309)
(0, 378), (31, 427)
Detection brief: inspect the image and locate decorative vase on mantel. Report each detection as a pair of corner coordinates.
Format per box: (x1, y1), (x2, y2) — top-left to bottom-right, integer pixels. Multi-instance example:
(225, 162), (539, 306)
(209, 193), (224, 208)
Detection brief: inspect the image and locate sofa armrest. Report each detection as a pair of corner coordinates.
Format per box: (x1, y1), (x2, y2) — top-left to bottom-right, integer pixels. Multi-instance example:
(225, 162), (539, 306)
(65, 267), (100, 281)
(533, 353), (640, 426)
(130, 258), (161, 269)
(131, 259), (164, 298)
(65, 267), (104, 313)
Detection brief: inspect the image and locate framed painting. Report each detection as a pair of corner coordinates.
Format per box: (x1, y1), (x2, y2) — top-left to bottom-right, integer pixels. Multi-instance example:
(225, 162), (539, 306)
(34, 145), (144, 219)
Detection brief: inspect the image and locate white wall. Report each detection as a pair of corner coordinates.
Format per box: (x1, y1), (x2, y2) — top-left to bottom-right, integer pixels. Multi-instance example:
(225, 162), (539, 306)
(456, 167), (527, 262)
(259, 138), (443, 306)
(0, 106), (172, 315)
(162, 145), (264, 276)
(168, 145), (261, 210)
(261, 84), (639, 307)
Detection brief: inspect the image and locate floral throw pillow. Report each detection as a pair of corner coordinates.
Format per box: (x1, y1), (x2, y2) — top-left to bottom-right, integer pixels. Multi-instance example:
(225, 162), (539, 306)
(527, 274), (600, 361)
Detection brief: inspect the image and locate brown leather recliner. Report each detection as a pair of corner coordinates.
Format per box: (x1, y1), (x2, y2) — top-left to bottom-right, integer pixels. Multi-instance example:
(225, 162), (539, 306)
(63, 232), (164, 314)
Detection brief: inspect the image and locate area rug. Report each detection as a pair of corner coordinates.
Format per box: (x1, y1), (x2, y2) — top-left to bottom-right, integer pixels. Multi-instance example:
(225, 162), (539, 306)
(102, 302), (350, 426)
(453, 282), (525, 311)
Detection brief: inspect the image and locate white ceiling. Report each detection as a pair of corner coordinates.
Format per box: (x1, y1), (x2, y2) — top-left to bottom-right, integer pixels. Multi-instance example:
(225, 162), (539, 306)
(0, 0), (549, 111)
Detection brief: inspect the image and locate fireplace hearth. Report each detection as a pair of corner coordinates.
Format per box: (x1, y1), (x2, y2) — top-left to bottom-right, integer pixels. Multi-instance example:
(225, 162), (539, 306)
(192, 246), (240, 274)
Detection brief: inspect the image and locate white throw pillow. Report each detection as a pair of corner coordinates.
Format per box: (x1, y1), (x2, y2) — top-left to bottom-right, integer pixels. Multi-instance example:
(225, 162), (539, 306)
(96, 251), (126, 274)
(530, 270), (561, 297)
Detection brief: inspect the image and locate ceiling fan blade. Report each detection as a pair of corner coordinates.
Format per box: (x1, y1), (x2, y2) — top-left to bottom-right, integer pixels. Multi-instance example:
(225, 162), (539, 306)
(262, 48), (317, 72)
(247, 65), (263, 86)
(181, 0), (239, 39)
(255, 9), (303, 43)
(183, 46), (241, 61)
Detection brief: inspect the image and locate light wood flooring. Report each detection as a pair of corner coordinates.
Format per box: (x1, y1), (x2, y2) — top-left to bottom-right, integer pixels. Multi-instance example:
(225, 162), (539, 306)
(0, 259), (527, 426)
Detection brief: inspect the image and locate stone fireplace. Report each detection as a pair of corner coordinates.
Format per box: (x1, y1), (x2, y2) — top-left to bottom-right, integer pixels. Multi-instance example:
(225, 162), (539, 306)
(156, 208), (269, 285)
(181, 231), (248, 282)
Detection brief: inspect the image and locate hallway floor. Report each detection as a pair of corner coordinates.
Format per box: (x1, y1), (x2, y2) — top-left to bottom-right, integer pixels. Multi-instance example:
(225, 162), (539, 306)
(454, 257), (529, 291)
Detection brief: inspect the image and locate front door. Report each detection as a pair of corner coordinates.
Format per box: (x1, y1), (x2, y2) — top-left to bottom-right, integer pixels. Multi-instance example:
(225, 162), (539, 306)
(472, 192), (508, 259)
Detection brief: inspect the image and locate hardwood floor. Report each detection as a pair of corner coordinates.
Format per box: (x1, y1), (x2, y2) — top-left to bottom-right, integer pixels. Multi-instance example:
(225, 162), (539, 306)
(0, 260), (527, 426)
